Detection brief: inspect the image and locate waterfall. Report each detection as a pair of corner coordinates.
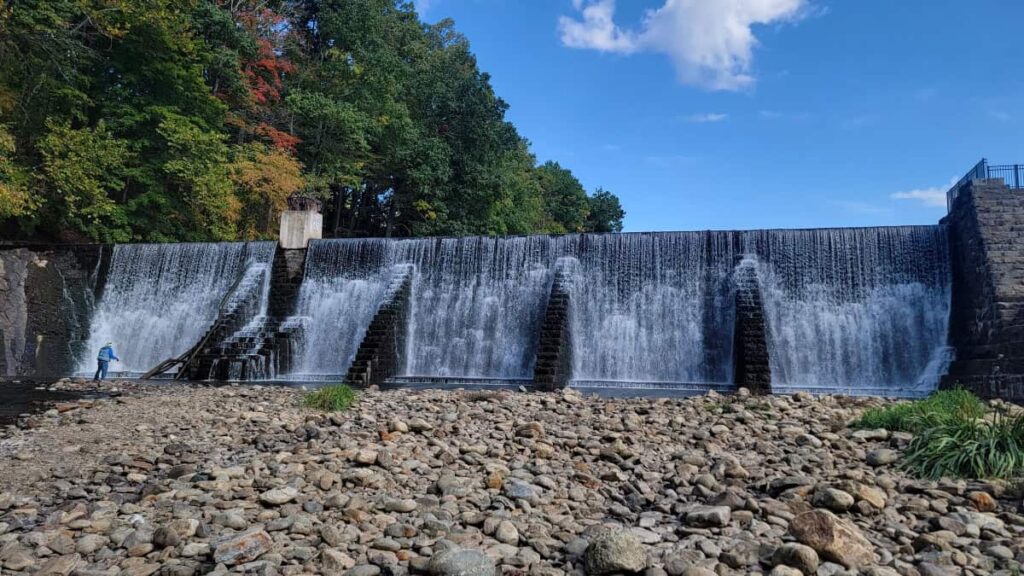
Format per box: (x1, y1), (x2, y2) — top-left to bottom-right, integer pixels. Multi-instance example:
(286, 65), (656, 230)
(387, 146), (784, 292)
(290, 239), (392, 375)
(397, 237), (552, 378)
(79, 242), (274, 374)
(558, 233), (738, 384)
(294, 233), (738, 382)
(292, 236), (553, 378)
(292, 228), (950, 392)
(746, 226), (951, 393)
(76, 226), (951, 394)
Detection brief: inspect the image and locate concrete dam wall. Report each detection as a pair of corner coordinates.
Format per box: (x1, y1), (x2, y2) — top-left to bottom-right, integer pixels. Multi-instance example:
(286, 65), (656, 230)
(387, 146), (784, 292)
(1, 179), (1021, 400)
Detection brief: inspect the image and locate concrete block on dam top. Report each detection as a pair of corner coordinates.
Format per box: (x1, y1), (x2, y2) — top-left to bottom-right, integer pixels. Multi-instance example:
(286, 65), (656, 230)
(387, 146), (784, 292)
(279, 210), (322, 249)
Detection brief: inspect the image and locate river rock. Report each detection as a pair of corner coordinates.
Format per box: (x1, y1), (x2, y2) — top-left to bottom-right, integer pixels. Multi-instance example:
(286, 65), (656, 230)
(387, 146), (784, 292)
(772, 542), (820, 574)
(866, 449), (898, 467)
(213, 530), (273, 566)
(260, 486), (299, 505)
(584, 530), (647, 574)
(685, 506), (731, 528)
(811, 487), (855, 512)
(427, 548), (496, 576)
(789, 510), (875, 568)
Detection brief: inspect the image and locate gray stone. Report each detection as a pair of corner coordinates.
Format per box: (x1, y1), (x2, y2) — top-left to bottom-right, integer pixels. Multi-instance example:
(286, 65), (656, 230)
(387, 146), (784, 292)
(772, 542), (819, 574)
(584, 531), (647, 575)
(427, 548), (496, 576)
(811, 488), (855, 512)
(260, 486), (299, 505)
(866, 449), (898, 467)
(685, 506), (731, 528)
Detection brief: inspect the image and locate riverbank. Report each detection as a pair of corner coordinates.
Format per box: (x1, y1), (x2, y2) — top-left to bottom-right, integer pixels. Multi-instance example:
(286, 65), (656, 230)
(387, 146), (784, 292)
(0, 380), (87, 427)
(0, 382), (1022, 576)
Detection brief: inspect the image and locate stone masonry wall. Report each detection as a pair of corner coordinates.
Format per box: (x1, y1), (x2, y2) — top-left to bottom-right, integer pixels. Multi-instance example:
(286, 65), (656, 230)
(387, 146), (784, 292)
(532, 264), (575, 391)
(0, 245), (108, 378)
(942, 180), (1024, 401)
(732, 258), (772, 394)
(345, 266), (414, 387)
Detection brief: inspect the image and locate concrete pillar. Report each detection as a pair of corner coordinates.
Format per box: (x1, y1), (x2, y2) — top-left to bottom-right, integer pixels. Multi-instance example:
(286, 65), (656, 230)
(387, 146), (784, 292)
(279, 210), (322, 249)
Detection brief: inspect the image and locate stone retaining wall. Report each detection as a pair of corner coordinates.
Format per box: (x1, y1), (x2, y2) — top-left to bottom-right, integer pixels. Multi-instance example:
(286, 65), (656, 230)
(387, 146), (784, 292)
(942, 179), (1024, 401)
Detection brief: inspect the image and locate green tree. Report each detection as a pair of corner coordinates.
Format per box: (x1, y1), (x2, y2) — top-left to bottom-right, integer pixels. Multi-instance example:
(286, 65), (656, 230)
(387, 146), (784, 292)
(535, 161), (590, 234)
(0, 125), (33, 220)
(37, 122), (132, 242)
(0, 0), (625, 243)
(587, 188), (625, 233)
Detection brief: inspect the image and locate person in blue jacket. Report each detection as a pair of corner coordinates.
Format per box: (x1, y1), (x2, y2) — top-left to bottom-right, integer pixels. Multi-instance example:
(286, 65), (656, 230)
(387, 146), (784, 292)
(94, 342), (120, 381)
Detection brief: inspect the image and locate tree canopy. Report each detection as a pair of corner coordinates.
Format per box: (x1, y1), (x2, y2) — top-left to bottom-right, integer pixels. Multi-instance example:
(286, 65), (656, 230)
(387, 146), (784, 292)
(0, 0), (625, 242)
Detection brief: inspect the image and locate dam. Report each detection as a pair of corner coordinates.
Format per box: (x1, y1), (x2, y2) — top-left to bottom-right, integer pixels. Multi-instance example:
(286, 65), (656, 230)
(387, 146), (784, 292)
(1, 174), (1022, 401)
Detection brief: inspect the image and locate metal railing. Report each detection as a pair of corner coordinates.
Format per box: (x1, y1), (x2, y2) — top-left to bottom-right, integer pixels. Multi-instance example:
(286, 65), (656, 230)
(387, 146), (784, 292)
(947, 159), (1024, 211)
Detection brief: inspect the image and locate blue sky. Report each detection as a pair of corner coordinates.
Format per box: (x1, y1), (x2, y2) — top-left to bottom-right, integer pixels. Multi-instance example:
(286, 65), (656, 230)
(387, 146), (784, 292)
(415, 0), (1023, 232)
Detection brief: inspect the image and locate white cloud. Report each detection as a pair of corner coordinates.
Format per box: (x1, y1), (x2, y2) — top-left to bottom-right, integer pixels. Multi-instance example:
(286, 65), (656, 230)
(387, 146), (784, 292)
(414, 0), (432, 15)
(559, 0), (638, 52)
(558, 0), (808, 90)
(890, 179), (956, 209)
(683, 112), (728, 123)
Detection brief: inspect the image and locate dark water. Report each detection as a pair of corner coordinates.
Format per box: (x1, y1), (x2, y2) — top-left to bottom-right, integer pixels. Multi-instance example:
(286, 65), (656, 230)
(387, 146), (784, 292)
(0, 381), (80, 426)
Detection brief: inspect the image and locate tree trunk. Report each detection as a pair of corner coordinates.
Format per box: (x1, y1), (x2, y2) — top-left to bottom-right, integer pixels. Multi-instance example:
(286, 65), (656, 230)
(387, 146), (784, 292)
(332, 187), (343, 237)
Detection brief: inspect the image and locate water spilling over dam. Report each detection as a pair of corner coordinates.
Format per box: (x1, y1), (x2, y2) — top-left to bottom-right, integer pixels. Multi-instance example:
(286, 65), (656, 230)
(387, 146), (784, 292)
(79, 242), (275, 374)
(33, 226), (952, 395)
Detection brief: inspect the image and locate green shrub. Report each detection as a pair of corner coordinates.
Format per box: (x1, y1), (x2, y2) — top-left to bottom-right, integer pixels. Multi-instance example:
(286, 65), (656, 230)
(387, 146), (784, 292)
(854, 388), (986, 433)
(901, 411), (1024, 479)
(304, 384), (357, 412)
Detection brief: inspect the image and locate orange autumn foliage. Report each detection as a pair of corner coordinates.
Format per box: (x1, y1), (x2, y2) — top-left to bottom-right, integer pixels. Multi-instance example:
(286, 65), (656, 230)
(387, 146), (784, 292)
(230, 144), (305, 239)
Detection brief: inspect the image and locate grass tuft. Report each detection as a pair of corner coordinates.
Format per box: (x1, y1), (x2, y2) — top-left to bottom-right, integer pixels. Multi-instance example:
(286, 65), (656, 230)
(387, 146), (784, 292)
(854, 388), (986, 433)
(852, 388), (1024, 480)
(304, 384), (357, 412)
(901, 411), (1024, 479)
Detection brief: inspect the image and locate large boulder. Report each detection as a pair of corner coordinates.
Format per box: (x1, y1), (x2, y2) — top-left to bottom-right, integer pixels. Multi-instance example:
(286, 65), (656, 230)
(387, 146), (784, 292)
(789, 510), (875, 569)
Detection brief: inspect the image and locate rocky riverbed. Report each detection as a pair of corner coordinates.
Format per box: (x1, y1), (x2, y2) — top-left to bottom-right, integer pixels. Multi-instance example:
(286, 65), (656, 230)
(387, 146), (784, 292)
(0, 382), (1022, 576)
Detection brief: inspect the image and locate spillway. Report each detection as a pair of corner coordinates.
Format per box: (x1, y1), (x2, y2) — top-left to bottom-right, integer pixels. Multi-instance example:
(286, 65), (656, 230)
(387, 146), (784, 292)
(79, 242), (274, 374)
(557, 233), (738, 385)
(294, 227), (950, 394)
(746, 226), (951, 394)
(74, 226), (952, 395)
